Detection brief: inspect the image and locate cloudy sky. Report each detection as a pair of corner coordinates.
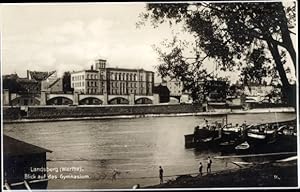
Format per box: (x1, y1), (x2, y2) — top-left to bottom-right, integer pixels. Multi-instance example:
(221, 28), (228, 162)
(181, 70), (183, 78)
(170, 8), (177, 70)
(0, 2), (296, 83)
(0, 3), (196, 80)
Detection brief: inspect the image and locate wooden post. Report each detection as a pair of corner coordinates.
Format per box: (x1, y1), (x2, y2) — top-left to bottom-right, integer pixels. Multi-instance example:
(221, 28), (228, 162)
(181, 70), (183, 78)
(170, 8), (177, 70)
(24, 180), (32, 192)
(4, 182), (11, 191)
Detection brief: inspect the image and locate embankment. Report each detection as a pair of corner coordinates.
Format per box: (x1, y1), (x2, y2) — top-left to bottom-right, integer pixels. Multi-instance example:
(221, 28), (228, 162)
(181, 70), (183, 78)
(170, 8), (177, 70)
(145, 162), (298, 188)
(2, 104), (295, 123)
(3, 104), (203, 122)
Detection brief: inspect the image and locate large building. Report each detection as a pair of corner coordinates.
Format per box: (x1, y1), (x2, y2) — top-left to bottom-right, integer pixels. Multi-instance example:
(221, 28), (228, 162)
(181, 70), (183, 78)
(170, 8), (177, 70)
(71, 67), (99, 94)
(71, 59), (154, 96)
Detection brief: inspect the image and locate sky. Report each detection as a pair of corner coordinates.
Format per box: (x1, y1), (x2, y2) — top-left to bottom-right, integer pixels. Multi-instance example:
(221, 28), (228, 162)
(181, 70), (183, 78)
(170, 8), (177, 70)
(0, 3), (196, 82)
(0, 2), (297, 84)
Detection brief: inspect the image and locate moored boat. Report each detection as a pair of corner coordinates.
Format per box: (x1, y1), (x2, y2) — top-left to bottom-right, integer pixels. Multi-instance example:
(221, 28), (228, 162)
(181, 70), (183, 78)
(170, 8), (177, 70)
(184, 121), (222, 149)
(235, 141), (250, 154)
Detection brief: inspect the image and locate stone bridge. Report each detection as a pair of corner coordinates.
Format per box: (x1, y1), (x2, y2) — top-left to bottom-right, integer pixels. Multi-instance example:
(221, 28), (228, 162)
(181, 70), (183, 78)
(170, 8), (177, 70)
(40, 92), (159, 105)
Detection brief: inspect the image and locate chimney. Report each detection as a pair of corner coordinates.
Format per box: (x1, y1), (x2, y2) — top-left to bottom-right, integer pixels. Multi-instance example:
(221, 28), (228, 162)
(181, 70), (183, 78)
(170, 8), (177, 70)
(91, 65), (94, 70)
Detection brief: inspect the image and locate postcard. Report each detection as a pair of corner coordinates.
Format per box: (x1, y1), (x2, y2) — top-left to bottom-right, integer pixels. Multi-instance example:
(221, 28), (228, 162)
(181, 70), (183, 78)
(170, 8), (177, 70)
(1, 1), (298, 191)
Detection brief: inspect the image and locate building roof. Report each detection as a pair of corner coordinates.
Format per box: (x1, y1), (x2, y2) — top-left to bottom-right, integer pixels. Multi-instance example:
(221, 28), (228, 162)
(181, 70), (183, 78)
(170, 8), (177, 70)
(2, 74), (19, 79)
(71, 69), (99, 74)
(16, 78), (38, 83)
(28, 70), (56, 81)
(106, 67), (154, 73)
(48, 78), (61, 89)
(3, 135), (52, 156)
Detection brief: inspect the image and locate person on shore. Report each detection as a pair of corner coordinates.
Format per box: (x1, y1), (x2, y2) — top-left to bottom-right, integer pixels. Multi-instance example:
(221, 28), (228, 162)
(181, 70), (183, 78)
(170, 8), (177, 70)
(112, 169), (120, 181)
(198, 162), (203, 176)
(159, 166), (164, 184)
(205, 119), (209, 129)
(207, 157), (212, 174)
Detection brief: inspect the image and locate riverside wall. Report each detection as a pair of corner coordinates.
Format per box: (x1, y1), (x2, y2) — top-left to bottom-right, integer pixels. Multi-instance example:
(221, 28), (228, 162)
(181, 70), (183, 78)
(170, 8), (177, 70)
(3, 104), (204, 120)
(3, 107), (22, 120)
(2, 104), (296, 122)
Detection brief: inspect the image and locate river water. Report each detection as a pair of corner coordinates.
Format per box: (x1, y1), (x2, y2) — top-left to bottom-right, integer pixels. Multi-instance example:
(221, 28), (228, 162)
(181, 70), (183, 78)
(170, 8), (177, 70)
(3, 112), (297, 189)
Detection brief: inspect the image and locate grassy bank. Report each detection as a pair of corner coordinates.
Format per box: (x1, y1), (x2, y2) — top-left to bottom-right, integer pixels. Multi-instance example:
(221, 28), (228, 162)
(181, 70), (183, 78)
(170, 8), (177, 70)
(145, 162), (298, 188)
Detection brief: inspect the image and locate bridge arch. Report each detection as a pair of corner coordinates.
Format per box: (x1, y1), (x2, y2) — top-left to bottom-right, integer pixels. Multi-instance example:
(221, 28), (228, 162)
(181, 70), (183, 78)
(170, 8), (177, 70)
(108, 97), (129, 105)
(47, 96), (73, 105)
(79, 97), (103, 105)
(135, 97), (153, 104)
(11, 96), (40, 106)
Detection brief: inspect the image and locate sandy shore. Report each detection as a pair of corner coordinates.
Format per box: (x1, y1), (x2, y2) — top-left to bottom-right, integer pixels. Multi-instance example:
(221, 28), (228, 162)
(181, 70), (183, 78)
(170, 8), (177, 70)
(145, 161), (298, 188)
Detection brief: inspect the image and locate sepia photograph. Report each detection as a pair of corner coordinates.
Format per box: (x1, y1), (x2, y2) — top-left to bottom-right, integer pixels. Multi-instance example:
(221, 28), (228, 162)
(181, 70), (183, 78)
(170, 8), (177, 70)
(1, 1), (298, 191)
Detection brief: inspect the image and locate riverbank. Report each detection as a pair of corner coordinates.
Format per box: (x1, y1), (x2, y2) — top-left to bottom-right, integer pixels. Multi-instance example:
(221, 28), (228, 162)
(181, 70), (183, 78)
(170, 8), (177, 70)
(3, 106), (296, 124)
(145, 161), (298, 188)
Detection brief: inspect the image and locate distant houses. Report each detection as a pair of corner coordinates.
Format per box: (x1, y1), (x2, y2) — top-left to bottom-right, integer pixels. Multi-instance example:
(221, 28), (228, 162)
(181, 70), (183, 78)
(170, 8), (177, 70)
(2, 59), (158, 106)
(2, 59), (286, 107)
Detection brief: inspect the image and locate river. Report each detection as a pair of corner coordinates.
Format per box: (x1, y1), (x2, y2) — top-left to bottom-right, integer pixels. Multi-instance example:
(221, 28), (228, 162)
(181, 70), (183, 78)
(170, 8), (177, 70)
(3, 112), (297, 189)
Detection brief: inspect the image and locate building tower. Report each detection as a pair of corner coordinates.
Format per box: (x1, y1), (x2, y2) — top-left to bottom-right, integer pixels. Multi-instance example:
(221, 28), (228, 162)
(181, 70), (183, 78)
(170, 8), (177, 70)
(95, 59), (106, 69)
(95, 59), (107, 94)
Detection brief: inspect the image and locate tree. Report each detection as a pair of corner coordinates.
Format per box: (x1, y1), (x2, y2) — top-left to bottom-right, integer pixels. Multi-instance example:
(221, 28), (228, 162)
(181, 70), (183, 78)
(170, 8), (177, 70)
(139, 1), (296, 105)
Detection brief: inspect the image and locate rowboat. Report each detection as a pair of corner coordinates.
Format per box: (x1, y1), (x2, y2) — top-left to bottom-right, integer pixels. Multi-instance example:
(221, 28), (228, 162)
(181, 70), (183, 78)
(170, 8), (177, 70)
(235, 141), (250, 150)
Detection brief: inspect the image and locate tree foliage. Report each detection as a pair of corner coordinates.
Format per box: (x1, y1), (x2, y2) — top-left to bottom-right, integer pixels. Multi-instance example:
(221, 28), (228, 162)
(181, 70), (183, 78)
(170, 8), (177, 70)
(139, 1), (296, 104)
